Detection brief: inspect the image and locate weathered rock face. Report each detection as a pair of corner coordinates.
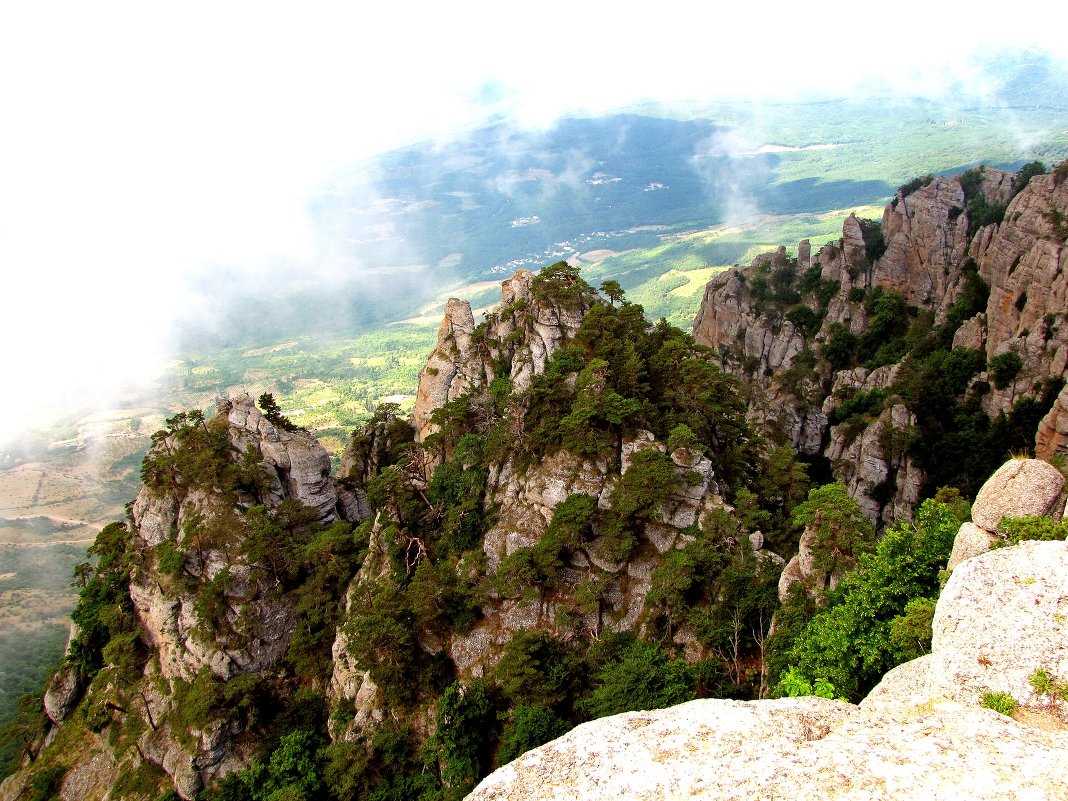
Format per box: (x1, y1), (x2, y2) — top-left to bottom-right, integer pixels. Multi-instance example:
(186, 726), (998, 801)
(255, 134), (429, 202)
(693, 165), (1068, 524)
(225, 394), (341, 521)
(825, 402), (923, 527)
(691, 261), (820, 459)
(447, 432), (731, 676)
(971, 172), (1068, 396)
(29, 398), (375, 800)
(129, 562), (296, 683)
(42, 663), (81, 725)
(327, 271), (780, 729)
(945, 522), (996, 571)
(1036, 383), (1068, 463)
(692, 264), (807, 398)
(925, 539), (1068, 707)
(944, 456), (1066, 570)
(875, 177), (970, 311)
(496, 270), (588, 393)
(469, 695), (1068, 801)
(412, 269), (592, 445)
(332, 425), (740, 701)
(340, 410), (410, 487)
(777, 518), (852, 603)
(970, 458), (1065, 532)
(470, 517), (1068, 801)
(127, 396), (367, 689)
(981, 176), (1068, 419)
(483, 449), (613, 571)
(412, 298), (489, 444)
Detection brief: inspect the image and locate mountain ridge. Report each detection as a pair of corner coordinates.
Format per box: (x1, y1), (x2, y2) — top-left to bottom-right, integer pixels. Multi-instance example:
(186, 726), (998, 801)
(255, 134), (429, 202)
(3, 160), (1068, 800)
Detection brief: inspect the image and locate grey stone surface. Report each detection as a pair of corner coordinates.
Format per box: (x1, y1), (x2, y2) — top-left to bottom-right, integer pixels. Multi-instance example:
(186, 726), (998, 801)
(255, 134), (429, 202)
(946, 521), (998, 570)
(971, 458), (1065, 532)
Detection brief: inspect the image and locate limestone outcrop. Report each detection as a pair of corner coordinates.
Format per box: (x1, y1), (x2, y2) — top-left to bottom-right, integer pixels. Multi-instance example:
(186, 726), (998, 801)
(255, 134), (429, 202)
(923, 539), (1068, 707)
(42, 662), (80, 725)
(224, 393), (342, 521)
(874, 177), (970, 310)
(945, 456), (1065, 569)
(945, 522), (997, 571)
(1036, 383), (1068, 462)
(468, 696), (1068, 801)
(328, 268), (773, 734)
(13, 396), (376, 800)
(825, 402), (923, 526)
(412, 297), (489, 444)
(692, 257), (806, 401)
(469, 508), (1068, 801)
(969, 458), (1065, 532)
(411, 268), (592, 445)
(693, 165), (1068, 525)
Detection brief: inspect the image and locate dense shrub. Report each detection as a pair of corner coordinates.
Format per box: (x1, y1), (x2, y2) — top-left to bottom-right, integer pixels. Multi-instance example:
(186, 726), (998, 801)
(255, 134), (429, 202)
(821, 323), (857, 370)
(858, 289), (910, 367)
(496, 706), (571, 765)
(786, 305), (823, 336)
(897, 174), (934, 199)
(580, 638), (695, 718)
(773, 498), (962, 700)
(435, 681), (497, 794)
(989, 351), (1023, 389)
(857, 218), (887, 263)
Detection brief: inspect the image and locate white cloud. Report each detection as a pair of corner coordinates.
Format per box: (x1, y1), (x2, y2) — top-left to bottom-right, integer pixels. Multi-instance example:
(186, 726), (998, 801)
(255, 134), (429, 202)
(0, 0), (1065, 441)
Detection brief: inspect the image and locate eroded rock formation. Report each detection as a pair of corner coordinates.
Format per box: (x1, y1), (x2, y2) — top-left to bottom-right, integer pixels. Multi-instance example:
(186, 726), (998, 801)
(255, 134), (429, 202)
(412, 269), (592, 445)
(469, 461), (1068, 800)
(693, 166), (1068, 526)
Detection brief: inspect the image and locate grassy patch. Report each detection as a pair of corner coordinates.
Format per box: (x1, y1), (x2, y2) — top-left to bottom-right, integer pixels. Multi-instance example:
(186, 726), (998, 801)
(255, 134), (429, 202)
(980, 690), (1019, 716)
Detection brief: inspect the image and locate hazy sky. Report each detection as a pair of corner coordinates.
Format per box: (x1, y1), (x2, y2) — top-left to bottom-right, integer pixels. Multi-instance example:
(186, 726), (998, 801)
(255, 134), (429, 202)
(1, 1), (1065, 442)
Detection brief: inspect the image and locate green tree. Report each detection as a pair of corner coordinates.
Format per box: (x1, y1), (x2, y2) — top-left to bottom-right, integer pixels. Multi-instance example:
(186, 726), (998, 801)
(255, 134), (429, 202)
(258, 392), (304, 433)
(791, 483), (874, 590)
(888, 597), (936, 661)
(344, 579), (421, 707)
(66, 522), (137, 679)
(434, 681), (497, 796)
(611, 449), (693, 522)
(531, 261), (597, 308)
(778, 497), (961, 700)
(821, 323), (857, 370)
(666, 424), (700, 453)
(0, 693), (45, 773)
(493, 631), (576, 711)
(558, 359), (641, 456)
(989, 351), (1023, 389)
(581, 638), (694, 718)
(496, 706), (571, 765)
(599, 280), (626, 306)
(696, 538), (782, 694)
(264, 728), (326, 799)
(858, 289), (909, 367)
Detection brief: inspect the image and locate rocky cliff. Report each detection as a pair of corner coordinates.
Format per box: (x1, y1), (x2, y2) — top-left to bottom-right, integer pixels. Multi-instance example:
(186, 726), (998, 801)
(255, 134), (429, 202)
(694, 163), (1068, 526)
(1, 263), (792, 801)
(8, 164), (1067, 801)
(327, 263), (781, 745)
(411, 268), (592, 446)
(468, 458), (1068, 801)
(1, 396), (369, 801)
